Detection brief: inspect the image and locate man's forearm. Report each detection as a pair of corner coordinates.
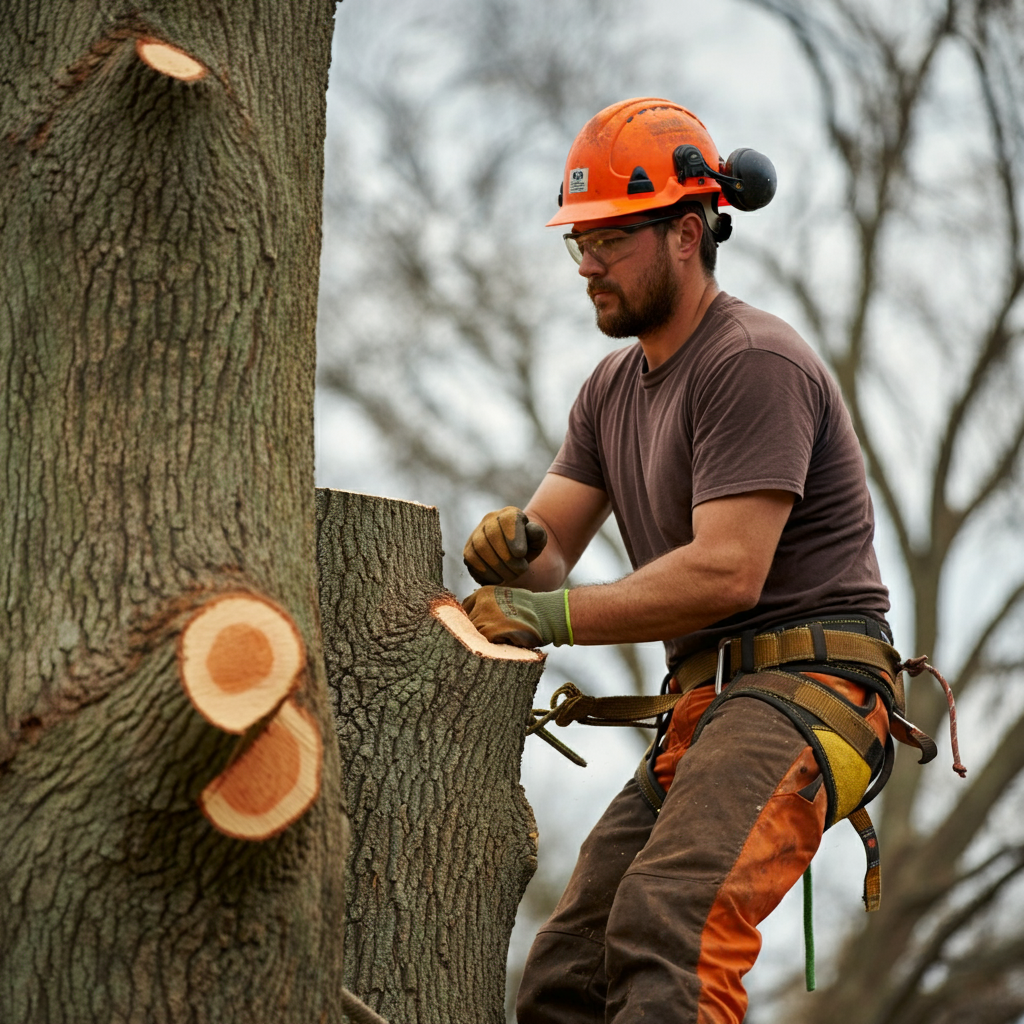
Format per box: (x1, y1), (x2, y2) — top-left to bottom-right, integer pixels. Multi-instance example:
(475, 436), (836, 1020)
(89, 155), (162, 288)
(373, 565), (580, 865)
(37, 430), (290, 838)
(509, 510), (571, 592)
(566, 540), (758, 645)
(510, 548), (569, 592)
(463, 491), (794, 650)
(464, 540), (757, 651)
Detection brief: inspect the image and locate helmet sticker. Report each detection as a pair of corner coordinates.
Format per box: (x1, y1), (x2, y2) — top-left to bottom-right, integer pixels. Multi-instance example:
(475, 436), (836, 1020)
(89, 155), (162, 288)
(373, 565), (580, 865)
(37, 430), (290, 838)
(568, 167), (589, 194)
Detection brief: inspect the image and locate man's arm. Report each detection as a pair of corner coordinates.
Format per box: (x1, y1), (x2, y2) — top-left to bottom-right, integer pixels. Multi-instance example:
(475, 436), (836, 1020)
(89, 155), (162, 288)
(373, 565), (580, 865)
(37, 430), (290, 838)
(514, 473), (612, 591)
(566, 489), (795, 644)
(464, 489), (794, 647)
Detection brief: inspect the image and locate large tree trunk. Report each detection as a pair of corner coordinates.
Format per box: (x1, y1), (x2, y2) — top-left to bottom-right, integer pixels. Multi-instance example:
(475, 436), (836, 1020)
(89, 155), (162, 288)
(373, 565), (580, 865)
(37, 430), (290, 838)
(0, 5), (347, 1022)
(317, 489), (544, 1024)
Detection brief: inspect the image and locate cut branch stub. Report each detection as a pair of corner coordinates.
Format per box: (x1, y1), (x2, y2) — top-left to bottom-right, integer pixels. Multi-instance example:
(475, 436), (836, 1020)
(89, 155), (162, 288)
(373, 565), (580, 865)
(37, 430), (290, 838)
(431, 597), (545, 662)
(178, 592), (305, 733)
(135, 38), (208, 82)
(200, 699), (323, 841)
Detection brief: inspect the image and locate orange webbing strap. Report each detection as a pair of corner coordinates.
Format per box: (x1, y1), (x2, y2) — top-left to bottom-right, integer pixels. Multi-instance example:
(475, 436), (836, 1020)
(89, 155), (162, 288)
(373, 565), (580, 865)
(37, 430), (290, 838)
(847, 807), (881, 912)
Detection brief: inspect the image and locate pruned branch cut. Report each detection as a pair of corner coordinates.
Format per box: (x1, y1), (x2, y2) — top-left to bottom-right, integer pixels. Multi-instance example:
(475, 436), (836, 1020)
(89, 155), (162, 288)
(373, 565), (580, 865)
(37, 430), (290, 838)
(178, 592), (305, 733)
(135, 38), (208, 82)
(200, 698), (323, 841)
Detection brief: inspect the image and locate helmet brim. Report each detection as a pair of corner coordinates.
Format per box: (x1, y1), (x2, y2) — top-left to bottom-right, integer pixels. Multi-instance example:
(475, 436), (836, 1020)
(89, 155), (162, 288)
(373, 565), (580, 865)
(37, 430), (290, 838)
(546, 181), (725, 227)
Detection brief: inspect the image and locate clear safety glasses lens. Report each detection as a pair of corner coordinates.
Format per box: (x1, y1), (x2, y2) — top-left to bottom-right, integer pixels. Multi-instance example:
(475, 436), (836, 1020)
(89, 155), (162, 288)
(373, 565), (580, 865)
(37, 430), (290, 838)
(563, 230), (639, 267)
(564, 235), (585, 265)
(562, 214), (682, 267)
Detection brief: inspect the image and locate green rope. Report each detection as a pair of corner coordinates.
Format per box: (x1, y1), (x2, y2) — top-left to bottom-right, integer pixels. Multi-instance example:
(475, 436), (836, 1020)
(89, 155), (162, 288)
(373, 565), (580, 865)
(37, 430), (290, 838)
(803, 863), (816, 992)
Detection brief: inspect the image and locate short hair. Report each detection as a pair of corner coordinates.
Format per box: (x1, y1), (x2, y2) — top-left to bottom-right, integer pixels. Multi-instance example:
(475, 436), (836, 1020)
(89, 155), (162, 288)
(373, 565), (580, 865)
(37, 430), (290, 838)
(654, 200), (718, 278)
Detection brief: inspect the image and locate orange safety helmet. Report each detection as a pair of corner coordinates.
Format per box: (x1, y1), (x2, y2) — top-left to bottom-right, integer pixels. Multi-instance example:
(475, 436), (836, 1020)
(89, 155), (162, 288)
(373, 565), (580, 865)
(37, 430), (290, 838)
(547, 97), (776, 236)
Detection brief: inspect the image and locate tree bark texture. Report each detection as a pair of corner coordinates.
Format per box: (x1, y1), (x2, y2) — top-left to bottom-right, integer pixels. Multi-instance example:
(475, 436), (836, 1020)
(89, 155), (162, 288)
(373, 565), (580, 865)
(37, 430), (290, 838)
(1, 5), (346, 1022)
(316, 489), (544, 1024)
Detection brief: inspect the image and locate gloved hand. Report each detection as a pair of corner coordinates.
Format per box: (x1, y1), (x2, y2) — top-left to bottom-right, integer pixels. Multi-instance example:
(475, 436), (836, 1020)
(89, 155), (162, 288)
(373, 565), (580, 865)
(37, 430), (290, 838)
(463, 506), (548, 585)
(462, 586), (573, 648)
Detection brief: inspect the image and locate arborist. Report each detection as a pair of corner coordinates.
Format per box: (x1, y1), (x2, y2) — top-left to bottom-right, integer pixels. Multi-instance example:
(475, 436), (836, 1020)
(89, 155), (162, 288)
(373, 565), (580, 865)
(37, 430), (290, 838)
(461, 98), (960, 1024)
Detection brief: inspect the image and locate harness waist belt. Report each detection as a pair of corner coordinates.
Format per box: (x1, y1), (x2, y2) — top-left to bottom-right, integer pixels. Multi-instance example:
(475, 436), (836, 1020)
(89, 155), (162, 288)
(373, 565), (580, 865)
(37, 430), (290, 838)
(674, 622), (904, 712)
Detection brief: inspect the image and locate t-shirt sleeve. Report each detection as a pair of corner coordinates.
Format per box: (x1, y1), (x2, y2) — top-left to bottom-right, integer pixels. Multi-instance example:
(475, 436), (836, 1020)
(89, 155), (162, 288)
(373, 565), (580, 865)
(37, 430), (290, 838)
(549, 373), (608, 491)
(691, 349), (824, 506)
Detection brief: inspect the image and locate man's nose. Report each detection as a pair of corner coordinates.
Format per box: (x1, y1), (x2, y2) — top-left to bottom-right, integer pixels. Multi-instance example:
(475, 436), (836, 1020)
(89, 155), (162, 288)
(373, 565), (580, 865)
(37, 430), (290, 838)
(577, 249), (604, 278)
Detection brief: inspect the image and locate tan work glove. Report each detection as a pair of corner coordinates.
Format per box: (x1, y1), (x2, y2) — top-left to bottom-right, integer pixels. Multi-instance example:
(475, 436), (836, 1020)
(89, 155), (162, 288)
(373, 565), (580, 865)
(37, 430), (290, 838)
(463, 506), (548, 585)
(463, 586), (573, 648)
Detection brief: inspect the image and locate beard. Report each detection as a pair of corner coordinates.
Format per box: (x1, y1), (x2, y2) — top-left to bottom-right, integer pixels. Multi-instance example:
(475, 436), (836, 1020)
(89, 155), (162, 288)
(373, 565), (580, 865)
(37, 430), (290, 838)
(588, 241), (679, 339)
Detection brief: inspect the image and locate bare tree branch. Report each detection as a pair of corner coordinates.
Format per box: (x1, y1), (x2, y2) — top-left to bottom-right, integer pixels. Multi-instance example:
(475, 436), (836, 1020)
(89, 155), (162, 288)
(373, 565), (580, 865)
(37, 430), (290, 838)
(912, 709), (1024, 896)
(928, 21), (1024, 556)
(878, 844), (1024, 1024)
(955, 578), (1024, 697)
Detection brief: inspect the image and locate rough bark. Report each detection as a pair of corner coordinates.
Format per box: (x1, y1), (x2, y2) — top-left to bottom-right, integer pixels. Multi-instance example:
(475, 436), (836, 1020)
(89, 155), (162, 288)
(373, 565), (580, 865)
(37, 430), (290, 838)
(317, 488), (544, 1024)
(1, 4), (346, 1022)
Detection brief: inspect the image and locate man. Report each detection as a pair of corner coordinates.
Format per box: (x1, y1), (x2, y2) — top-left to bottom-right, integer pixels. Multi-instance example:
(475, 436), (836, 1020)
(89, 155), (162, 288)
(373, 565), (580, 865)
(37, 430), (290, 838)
(462, 98), (897, 1024)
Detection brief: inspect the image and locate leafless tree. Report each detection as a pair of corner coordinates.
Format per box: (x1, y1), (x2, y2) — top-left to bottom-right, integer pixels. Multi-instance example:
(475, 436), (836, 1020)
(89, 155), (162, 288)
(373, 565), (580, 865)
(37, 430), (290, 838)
(738, 1), (1024, 1021)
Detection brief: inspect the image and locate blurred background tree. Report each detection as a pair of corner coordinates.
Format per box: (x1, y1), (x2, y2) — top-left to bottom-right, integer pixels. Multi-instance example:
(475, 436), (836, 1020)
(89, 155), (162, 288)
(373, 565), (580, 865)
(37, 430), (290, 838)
(317, 0), (1024, 1021)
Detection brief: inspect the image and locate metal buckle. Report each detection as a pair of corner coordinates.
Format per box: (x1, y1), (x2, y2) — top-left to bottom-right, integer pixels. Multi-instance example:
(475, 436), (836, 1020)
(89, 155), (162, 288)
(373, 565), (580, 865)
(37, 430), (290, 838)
(715, 639), (728, 695)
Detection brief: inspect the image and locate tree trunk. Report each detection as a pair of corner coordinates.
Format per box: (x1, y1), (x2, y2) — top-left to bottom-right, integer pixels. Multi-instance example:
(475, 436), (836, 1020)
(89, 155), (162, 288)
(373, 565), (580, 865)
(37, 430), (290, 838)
(0, 4), (347, 1022)
(316, 489), (544, 1024)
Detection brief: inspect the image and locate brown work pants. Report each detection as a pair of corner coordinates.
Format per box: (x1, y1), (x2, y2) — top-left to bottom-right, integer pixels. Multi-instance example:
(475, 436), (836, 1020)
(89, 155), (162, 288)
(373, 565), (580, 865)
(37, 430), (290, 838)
(517, 676), (882, 1023)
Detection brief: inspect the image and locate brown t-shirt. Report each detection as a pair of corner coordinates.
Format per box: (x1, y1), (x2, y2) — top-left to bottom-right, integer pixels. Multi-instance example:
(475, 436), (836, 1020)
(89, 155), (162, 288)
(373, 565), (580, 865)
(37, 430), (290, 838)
(550, 292), (890, 667)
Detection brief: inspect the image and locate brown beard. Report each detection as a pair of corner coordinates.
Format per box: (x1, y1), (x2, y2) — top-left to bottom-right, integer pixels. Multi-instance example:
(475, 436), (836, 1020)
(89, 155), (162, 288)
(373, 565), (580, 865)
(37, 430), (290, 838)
(588, 236), (678, 339)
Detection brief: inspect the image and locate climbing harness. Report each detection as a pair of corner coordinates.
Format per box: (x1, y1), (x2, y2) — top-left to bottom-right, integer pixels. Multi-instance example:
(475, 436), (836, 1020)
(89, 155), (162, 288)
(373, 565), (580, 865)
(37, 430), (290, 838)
(528, 617), (966, 919)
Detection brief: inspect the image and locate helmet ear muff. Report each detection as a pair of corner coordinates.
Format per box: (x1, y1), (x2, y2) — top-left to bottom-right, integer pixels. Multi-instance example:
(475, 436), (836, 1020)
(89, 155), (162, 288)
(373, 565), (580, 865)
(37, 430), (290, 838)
(720, 148), (777, 212)
(672, 143), (777, 214)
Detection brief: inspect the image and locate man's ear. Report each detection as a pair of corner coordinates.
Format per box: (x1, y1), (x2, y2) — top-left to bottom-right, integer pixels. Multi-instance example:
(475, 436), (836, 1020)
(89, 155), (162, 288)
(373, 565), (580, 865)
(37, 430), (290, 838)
(673, 212), (704, 262)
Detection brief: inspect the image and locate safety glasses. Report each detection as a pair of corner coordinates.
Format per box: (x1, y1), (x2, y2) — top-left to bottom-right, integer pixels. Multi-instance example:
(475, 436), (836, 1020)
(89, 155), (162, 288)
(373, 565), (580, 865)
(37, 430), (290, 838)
(563, 213), (681, 266)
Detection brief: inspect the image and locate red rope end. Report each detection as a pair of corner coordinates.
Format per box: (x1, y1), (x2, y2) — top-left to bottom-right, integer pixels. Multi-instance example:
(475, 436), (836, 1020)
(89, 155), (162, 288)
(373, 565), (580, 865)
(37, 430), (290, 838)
(900, 657), (966, 778)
